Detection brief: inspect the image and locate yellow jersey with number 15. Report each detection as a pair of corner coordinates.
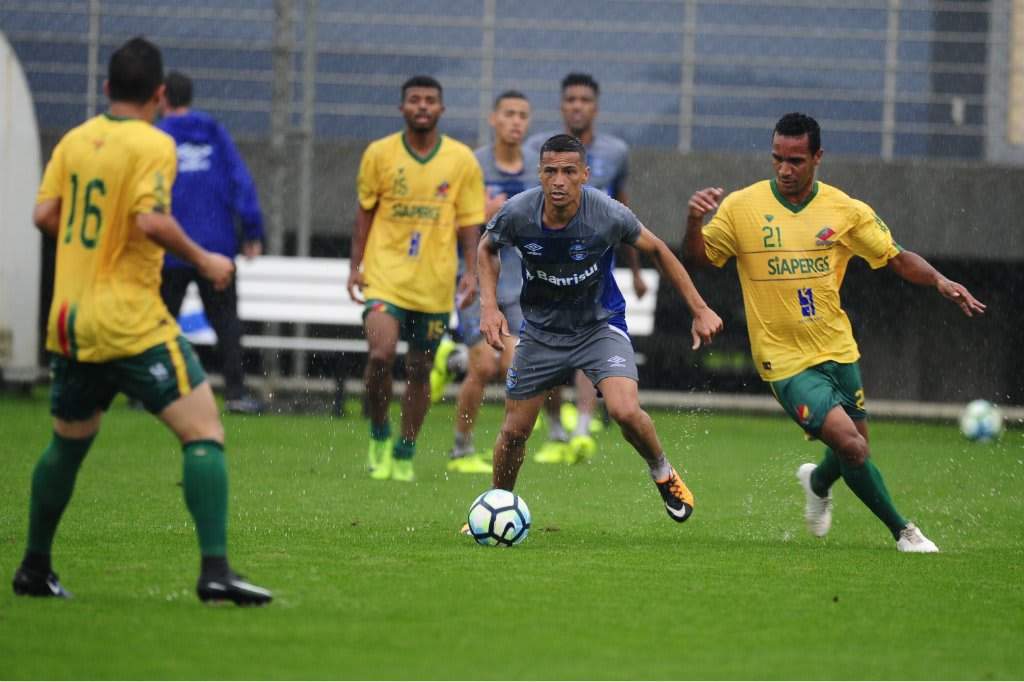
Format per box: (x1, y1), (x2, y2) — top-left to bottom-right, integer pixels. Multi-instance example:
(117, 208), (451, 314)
(703, 179), (902, 382)
(37, 114), (181, 362)
(357, 132), (485, 313)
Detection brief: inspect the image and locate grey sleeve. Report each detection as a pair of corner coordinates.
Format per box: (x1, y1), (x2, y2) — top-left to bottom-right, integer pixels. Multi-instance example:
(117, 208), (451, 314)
(485, 206), (514, 249)
(614, 201), (642, 245)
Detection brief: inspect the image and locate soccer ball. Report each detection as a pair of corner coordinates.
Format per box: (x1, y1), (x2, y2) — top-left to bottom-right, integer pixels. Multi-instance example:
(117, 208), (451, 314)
(466, 489), (531, 546)
(959, 399), (1004, 443)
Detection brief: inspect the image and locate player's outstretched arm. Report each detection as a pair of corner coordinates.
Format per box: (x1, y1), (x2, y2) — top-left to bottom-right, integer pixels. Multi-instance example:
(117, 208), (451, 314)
(137, 211), (234, 290)
(632, 226), (723, 349)
(682, 187), (724, 269)
(887, 250), (987, 318)
(477, 233), (509, 350)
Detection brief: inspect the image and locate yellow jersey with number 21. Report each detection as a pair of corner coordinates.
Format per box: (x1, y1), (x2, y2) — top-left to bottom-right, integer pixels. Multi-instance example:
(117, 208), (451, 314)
(37, 114), (180, 362)
(702, 179), (901, 382)
(357, 132), (485, 313)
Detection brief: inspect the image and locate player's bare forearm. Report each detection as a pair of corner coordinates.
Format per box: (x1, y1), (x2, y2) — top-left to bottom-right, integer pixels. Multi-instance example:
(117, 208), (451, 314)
(888, 250), (987, 317)
(683, 187), (723, 269)
(458, 224), (482, 286)
(350, 206), (375, 271)
(33, 199), (61, 238)
(476, 234), (508, 349)
(137, 211), (235, 290)
(476, 233), (501, 311)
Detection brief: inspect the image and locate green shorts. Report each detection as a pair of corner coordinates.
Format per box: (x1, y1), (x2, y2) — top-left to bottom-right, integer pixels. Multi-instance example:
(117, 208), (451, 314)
(50, 335), (207, 421)
(363, 299), (449, 353)
(768, 360), (867, 438)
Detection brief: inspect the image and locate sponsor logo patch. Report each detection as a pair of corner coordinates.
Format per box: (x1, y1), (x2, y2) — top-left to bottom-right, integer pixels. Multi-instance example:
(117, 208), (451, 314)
(505, 367), (518, 389)
(524, 242), (543, 255)
(607, 355), (626, 368)
(149, 363), (170, 383)
(798, 287), (816, 317)
(815, 227), (836, 247)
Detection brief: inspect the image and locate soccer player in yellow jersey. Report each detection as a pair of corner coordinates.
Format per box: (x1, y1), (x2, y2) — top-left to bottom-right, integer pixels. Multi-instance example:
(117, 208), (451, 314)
(684, 113), (985, 553)
(12, 37), (271, 604)
(347, 75), (485, 482)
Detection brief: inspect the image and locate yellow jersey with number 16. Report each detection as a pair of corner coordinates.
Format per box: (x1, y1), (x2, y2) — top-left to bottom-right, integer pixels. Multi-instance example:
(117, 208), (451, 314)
(357, 132), (485, 313)
(37, 114), (181, 362)
(702, 179), (902, 382)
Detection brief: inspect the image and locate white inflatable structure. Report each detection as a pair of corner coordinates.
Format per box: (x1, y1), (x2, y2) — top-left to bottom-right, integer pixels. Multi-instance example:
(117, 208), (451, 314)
(0, 31), (43, 383)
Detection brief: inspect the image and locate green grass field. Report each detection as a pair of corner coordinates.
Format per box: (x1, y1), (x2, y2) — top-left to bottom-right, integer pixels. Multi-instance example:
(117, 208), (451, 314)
(1, 389), (1021, 680)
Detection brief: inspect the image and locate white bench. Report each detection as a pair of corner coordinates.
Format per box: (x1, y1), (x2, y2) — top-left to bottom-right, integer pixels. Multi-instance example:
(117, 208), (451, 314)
(179, 255), (660, 386)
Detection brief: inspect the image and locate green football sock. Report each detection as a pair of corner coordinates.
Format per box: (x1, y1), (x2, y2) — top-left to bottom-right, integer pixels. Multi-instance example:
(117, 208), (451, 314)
(393, 437), (416, 461)
(370, 420), (392, 442)
(182, 440), (228, 557)
(26, 433), (94, 555)
(840, 458), (908, 540)
(811, 447), (842, 497)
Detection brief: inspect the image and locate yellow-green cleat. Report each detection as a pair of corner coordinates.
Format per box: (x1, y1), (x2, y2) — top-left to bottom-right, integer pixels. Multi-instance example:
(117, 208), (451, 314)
(368, 439), (393, 480)
(429, 338), (457, 403)
(533, 439), (571, 464)
(568, 434), (597, 464)
(446, 453), (493, 474)
(391, 458), (415, 482)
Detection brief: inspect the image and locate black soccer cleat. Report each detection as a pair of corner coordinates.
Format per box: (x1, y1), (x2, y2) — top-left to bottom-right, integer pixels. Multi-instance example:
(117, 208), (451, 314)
(196, 571), (273, 606)
(12, 566), (73, 598)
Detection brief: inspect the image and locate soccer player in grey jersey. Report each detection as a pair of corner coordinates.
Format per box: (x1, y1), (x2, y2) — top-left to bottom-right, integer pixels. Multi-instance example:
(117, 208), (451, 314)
(478, 134), (723, 523)
(524, 72), (648, 464)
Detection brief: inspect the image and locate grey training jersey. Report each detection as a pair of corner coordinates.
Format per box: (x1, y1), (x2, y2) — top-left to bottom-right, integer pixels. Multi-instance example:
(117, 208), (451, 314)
(523, 131), (630, 198)
(486, 186), (642, 347)
(473, 144), (538, 303)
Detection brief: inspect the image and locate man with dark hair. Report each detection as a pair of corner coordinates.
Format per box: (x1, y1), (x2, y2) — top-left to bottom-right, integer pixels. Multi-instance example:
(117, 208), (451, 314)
(474, 133), (722, 524)
(13, 36), (271, 604)
(157, 70), (266, 415)
(684, 112), (986, 552)
(430, 89), (536, 474)
(524, 72), (647, 465)
(348, 75), (485, 482)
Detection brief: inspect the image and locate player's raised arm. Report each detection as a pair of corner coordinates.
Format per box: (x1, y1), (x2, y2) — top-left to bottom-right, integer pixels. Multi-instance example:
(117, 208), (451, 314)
(631, 225), (722, 349)
(682, 187), (724, 269)
(476, 232), (509, 350)
(886, 249), (986, 317)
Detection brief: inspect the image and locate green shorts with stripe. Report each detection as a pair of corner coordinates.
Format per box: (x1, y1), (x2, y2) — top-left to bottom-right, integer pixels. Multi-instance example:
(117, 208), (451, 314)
(363, 299), (449, 353)
(50, 335), (207, 421)
(768, 360), (867, 438)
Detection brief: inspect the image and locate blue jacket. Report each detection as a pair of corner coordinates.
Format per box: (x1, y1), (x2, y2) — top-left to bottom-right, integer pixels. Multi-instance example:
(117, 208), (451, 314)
(157, 110), (264, 268)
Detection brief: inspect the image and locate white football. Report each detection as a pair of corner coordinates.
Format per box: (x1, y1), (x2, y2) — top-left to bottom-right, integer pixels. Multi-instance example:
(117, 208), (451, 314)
(466, 489), (530, 546)
(959, 399), (1004, 443)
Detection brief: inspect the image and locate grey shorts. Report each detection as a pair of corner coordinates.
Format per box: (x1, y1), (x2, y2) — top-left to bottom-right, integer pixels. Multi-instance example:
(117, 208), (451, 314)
(458, 296), (523, 347)
(504, 324), (638, 400)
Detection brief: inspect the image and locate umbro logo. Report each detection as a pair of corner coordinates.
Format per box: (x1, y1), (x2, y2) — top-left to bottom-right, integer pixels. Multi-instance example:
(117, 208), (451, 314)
(524, 242), (543, 254)
(607, 355), (626, 368)
(149, 362), (170, 382)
